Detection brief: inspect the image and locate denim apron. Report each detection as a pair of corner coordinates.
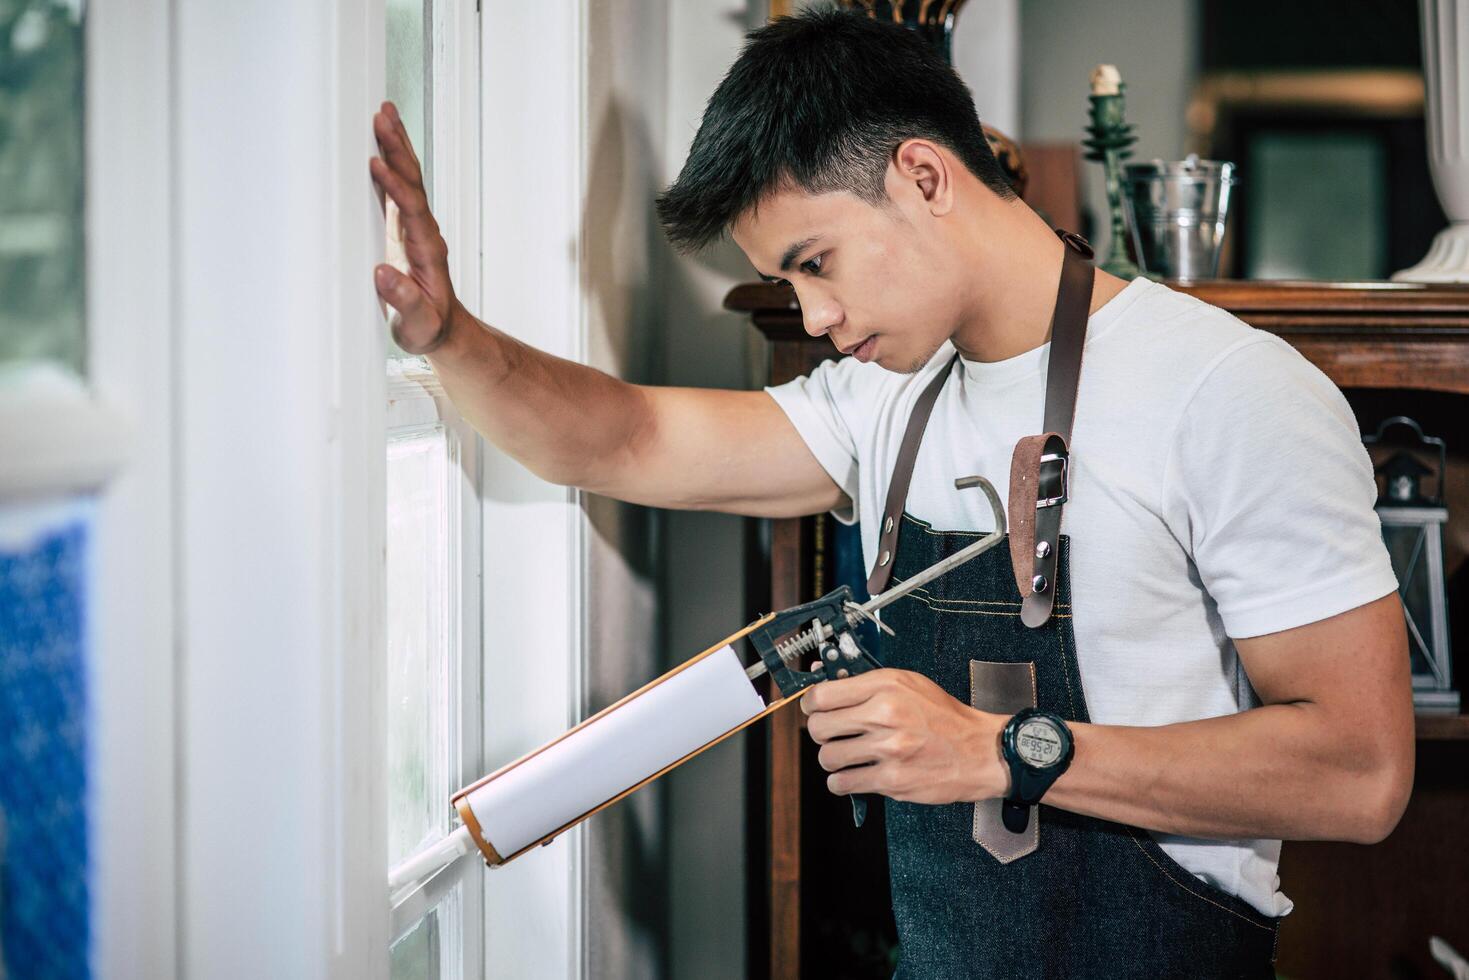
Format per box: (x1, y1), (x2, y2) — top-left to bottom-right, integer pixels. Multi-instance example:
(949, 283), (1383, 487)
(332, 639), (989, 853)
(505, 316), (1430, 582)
(868, 236), (1281, 979)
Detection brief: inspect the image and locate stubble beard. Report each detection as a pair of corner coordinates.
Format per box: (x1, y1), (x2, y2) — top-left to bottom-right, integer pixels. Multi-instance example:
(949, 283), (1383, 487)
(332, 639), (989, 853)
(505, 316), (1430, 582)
(901, 336), (948, 375)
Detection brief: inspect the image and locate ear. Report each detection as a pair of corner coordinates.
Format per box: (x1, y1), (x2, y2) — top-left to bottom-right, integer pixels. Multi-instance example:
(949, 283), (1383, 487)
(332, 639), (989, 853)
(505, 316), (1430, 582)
(891, 138), (955, 217)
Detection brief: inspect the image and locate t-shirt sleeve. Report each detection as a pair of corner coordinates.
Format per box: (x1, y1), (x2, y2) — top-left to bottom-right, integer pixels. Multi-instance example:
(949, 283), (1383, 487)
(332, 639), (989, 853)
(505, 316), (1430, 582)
(764, 358), (864, 525)
(1161, 334), (1399, 639)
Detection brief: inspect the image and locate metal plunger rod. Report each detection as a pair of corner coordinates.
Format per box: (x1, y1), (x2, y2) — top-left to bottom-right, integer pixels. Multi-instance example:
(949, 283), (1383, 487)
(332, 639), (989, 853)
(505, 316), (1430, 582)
(745, 475), (1007, 680)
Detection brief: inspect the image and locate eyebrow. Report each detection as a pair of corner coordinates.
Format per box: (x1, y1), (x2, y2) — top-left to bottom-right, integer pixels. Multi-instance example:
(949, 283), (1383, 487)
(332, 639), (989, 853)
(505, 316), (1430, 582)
(758, 238), (828, 283)
(780, 236), (820, 272)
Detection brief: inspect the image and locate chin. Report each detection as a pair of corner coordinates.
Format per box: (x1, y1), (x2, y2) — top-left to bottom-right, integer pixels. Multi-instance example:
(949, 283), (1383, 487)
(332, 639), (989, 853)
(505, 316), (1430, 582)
(894, 341), (946, 375)
(875, 355), (919, 375)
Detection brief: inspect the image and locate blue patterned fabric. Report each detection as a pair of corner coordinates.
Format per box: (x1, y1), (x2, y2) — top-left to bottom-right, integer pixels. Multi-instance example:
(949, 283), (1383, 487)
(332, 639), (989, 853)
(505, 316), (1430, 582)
(0, 507), (90, 980)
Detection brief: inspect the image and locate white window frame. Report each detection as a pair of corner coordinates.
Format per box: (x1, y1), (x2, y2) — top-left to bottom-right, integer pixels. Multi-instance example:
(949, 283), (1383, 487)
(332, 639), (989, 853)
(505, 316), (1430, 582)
(87, 2), (178, 974)
(383, 360), (484, 961)
(383, 0), (486, 972)
(387, 8), (596, 979)
(476, 4), (591, 977)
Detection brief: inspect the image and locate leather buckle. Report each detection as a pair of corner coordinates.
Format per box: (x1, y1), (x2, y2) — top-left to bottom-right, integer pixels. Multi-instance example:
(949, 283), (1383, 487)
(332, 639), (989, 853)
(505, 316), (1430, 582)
(1054, 228), (1095, 259)
(1035, 452), (1068, 509)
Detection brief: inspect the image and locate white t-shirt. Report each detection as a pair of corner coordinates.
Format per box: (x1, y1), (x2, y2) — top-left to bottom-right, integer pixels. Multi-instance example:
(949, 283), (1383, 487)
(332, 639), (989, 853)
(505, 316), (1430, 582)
(765, 276), (1398, 918)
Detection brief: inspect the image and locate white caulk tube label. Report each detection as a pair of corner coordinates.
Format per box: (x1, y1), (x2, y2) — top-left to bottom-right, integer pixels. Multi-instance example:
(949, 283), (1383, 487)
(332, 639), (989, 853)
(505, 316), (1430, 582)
(464, 644), (766, 858)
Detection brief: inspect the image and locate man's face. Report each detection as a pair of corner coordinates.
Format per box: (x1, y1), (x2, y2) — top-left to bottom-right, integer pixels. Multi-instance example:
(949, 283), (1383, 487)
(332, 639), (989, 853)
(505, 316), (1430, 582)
(730, 170), (961, 374)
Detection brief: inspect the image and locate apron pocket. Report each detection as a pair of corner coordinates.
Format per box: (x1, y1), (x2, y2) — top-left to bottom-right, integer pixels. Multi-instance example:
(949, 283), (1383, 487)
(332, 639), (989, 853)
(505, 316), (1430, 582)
(969, 659), (1038, 864)
(1123, 825), (1280, 940)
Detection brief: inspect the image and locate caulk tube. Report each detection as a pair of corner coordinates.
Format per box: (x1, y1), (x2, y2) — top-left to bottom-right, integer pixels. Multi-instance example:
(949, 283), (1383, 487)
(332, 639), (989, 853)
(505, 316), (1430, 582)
(452, 621), (777, 866)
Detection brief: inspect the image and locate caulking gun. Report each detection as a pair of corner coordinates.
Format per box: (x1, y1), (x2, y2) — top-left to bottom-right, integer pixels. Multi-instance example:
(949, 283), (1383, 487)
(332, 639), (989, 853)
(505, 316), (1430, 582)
(388, 474), (1006, 893)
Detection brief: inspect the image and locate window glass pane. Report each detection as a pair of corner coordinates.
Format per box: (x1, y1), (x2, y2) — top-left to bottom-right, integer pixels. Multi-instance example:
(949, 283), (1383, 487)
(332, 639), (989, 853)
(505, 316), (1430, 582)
(385, 0), (432, 359)
(386, 424), (455, 865)
(386, 0), (431, 181)
(390, 908), (440, 980)
(391, 884), (461, 980)
(1382, 522), (1437, 680)
(0, 0), (86, 371)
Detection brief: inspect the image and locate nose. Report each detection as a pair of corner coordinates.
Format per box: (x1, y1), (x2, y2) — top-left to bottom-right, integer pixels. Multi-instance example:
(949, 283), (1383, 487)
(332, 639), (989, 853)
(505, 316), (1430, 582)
(797, 288), (842, 339)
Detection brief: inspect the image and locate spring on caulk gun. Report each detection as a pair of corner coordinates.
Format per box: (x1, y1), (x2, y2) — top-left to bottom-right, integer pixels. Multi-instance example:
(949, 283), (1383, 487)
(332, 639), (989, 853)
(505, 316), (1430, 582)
(739, 607), (876, 681)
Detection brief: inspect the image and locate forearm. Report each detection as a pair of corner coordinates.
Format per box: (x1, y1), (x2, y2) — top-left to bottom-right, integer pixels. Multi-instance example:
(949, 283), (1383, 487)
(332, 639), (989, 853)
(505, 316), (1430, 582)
(1043, 702), (1411, 844)
(423, 304), (844, 516)
(425, 303), (649, 490)
(805, 599), (1412, 842)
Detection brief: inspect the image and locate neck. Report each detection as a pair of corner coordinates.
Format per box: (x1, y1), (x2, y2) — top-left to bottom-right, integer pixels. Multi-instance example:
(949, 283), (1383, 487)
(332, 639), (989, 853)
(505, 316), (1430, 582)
(949, 200), (1130, 363)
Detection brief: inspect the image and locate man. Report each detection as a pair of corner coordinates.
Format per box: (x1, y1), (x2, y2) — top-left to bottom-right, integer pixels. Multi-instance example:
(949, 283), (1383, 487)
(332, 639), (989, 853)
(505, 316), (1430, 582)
(369, 8), (1412, 978)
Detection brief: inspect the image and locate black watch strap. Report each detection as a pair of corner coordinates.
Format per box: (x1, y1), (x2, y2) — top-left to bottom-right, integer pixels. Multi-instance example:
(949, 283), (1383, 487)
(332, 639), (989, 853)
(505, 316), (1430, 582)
(1001, 798), (1031, 834)
(1002, 764), (1061, 833)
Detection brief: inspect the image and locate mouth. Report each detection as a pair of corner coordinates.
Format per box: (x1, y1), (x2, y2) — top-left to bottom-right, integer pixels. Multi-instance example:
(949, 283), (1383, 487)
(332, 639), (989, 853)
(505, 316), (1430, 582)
(839, 335), (877, 363)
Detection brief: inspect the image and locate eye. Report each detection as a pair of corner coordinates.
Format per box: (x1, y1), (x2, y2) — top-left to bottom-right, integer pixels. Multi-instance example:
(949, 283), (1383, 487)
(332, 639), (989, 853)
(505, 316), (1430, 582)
(801, 254), (825, 276)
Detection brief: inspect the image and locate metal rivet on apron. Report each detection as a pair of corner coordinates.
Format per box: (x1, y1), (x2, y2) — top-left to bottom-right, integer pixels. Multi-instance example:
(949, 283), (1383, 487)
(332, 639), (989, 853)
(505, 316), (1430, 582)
(1032, 574), (1049, 594)
(878, 550), (892, 567)
(1034, 540), (1051, 559)
(883, 515), (895, 534)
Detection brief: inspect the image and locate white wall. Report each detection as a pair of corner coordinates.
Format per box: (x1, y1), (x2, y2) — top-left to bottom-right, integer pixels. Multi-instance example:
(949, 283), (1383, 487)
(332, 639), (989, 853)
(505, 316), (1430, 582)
(577, 2), (764, 977)
(581, 2), (673, 977)
(1019, 0), (1198, 255)
(954, 0), (1022, 137)
(660, 3), (773, 979)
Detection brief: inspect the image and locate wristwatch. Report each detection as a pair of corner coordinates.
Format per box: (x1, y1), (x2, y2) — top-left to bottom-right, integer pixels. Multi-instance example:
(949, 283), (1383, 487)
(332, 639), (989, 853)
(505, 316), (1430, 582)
(999, 708), (1074, 834)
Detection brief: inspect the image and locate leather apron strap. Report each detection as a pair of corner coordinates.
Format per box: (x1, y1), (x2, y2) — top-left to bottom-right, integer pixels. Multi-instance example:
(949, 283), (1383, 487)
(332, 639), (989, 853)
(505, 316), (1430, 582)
(1011, 233), (1095, 627)
(864, 229), (1096, 628)
(865, 354), (958, 596)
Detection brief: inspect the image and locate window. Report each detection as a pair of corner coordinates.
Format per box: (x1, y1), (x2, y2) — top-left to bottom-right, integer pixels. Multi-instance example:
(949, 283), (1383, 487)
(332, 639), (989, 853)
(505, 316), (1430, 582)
(384, 1), (483, 977)
(0, 0), (86, 371)
(385, 366), (483, 977)
(387, 417), (456, 868)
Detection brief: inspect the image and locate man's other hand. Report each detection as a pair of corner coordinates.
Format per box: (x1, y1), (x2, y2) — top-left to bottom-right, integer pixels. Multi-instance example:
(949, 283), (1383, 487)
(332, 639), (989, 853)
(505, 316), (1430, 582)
(800, 667), (1009, 804)
(369, 101), (459, 355)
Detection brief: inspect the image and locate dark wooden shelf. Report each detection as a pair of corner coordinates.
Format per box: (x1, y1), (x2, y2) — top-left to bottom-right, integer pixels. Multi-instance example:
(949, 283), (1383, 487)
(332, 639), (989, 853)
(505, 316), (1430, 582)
(729, 278), (1469, 323)
(731, 278), (1469, 395)
(1175, 280), (1469, 395)
(1416, 712), (1469, 740)
(1175, 279), (1469, 319)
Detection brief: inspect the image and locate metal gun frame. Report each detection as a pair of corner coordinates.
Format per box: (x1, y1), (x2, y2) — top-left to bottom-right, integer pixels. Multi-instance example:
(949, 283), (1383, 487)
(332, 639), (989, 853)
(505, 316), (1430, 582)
(743, 475), (1008, 826)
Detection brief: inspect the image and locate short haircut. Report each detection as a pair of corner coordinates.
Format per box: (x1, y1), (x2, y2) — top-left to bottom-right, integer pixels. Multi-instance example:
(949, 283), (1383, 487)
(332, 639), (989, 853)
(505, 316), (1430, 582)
(655, 4), (1016, 254)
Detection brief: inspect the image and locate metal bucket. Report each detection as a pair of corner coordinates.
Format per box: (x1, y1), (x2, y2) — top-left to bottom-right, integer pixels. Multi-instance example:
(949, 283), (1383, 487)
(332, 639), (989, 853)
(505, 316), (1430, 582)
(1121, 156), (1237, 281)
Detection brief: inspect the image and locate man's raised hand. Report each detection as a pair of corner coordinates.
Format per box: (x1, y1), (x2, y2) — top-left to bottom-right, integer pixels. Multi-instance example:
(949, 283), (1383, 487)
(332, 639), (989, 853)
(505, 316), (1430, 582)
(369, 101), (459, 355)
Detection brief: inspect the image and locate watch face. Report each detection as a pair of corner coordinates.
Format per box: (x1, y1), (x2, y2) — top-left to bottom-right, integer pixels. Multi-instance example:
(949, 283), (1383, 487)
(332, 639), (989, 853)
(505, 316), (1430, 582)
(1015, 718), (1065, 768)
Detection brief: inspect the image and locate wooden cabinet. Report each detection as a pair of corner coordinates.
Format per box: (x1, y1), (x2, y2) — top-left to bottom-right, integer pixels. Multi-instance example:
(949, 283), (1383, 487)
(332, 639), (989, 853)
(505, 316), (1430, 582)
(726, 278), (1469, 980)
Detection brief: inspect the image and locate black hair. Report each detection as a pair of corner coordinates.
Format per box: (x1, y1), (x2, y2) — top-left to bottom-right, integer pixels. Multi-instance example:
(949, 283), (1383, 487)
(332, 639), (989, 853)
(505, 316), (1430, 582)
(654, 4), (1016, 254)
